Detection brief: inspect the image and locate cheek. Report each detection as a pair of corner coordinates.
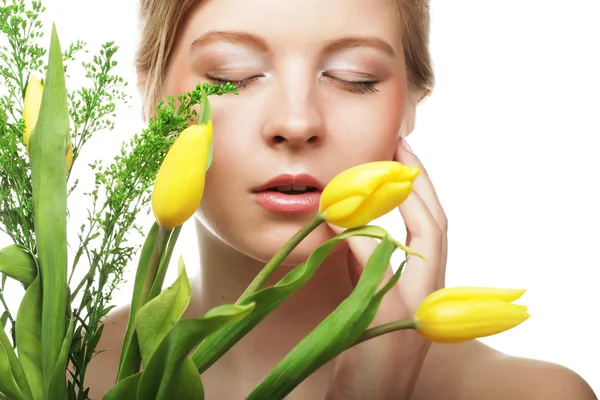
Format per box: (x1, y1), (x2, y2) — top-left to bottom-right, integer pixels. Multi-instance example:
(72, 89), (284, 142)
(193, 101), (259, 231)
(327, 82), (406, 161)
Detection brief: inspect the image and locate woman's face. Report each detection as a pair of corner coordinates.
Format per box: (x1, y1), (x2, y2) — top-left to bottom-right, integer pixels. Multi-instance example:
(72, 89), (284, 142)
(162, 0), (413, 265)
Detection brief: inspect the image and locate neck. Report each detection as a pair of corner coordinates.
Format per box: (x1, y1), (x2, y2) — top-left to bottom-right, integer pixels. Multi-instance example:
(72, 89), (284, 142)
(188, 219), (354, 377)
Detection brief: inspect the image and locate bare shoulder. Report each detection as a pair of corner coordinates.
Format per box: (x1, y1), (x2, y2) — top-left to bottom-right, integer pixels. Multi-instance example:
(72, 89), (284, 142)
(414, 340), (597, 400)
(85, 304), (131, 400)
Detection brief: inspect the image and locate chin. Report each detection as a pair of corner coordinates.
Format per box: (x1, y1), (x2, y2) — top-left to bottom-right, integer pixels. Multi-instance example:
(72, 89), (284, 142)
(244, 218), (340, 265)
(197, 208), (343, 267)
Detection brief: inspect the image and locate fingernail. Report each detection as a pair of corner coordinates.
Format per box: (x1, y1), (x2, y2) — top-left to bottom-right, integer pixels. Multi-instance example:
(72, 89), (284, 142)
(401, 138), (414, 153)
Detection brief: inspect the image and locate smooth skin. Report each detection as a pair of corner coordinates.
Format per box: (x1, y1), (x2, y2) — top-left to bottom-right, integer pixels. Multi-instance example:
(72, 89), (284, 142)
(86, 0), (597, 399)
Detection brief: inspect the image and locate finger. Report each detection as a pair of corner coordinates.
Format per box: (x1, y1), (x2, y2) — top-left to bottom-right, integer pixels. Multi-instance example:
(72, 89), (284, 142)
(327, 223), (395, 288)
(397, 190), (443, 309)
(395, 138), (448, 285)
(395, 138), (448, 234)
(439, 232), (447, 288)
(405, 227), (411, 258)
(327, 222), (410, 324)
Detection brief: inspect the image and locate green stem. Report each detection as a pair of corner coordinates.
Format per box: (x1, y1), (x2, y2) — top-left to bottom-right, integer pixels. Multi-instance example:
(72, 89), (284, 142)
(139, 227), (171, 304)
(0, 290), (16, 346)
(0, 292), (13, 322)
(115, 225), (170, 382)
(148, 226), (182, 300)
(352, 318), (417, 347)
(237, 214), (325, 302)
(69, 256), (98, 302)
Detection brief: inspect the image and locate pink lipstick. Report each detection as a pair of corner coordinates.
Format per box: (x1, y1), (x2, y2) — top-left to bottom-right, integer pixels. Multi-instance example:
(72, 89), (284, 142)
(252, 174), (323, 214)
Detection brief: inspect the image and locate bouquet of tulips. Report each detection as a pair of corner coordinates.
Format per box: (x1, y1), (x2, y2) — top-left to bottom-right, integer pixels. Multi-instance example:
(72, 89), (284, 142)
(0, 11), (530, 400)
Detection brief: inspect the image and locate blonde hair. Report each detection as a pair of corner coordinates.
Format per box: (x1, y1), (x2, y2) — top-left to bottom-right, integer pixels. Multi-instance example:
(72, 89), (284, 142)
(136, 0), (434, 116)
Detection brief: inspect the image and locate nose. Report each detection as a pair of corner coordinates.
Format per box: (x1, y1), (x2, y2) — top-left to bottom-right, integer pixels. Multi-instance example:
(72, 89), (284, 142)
(262, 79), (325, 149)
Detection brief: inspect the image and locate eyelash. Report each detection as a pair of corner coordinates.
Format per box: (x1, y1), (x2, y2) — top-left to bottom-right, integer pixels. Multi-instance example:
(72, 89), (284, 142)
(325, 76), (380, 95)
(205, 74), (380, 94)
(206, 74), (262, 89)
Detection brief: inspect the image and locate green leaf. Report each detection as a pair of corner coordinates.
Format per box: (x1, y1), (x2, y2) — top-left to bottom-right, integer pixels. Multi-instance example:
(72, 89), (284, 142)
(0, 319), (33, 400)
(47, 315), (74, 399)
(198, 85), (213, 171)
(198, 84), (212, 126)
(191, 225), (395, 373)
(116, 222), (159, 382)
(103, 372), (142, 400)
(0, 342), (25, 400)
(27, 23), (69, 388)
(137, 302), (255, 400)
(0, 245), (37, 285)
(350, 259), (407, 345)
(136, 257), (191, 367)
(246, 237), (397, 399)
(15, 276), (43, 400)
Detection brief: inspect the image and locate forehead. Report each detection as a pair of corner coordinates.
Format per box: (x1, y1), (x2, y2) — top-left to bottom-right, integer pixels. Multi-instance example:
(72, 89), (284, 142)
(181, 0), (402, 52)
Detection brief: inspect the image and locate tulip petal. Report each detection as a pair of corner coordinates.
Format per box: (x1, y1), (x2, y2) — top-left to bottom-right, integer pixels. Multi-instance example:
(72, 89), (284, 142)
(392, 162), (420, 182)
(319, 161), (420, 228)
(418, 287), (527, 313)
(152, 123), (211, 229)
(23, 75), (44, 146)
(66, 144), (73, 172)
(319, 162), (398, 212)
(416, 300), (530, 343)
(322, 195), (366, 222)
(334, 181), (413, 228)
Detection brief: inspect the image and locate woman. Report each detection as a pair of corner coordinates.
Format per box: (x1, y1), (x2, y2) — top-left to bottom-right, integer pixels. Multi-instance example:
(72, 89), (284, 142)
(87, 0), (597, 398)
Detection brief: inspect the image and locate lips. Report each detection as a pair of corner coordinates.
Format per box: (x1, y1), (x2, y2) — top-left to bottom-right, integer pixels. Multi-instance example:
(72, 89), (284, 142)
(251, 174), (325, 193)
(252, 174), (324, 214)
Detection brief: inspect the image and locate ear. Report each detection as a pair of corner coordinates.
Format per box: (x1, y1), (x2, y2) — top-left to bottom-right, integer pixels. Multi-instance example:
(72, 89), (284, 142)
(399, 90), (419, 138)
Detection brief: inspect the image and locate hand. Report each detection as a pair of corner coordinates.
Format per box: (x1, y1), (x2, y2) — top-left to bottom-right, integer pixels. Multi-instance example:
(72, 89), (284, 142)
(325, 138), (448, 400)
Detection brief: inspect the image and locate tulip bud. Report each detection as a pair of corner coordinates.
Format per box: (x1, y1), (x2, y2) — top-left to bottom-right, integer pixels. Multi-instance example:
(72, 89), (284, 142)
(66, 143), (73, 172)
(319, 161), (420, 228)
(23, 75), (44, 147)
(414, 287), (530, 343)
(152, 122), (213, 229)
(23, 75), (73, 171)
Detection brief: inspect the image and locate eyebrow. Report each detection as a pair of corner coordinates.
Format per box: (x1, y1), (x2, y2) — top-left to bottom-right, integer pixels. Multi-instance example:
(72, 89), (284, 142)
(323, 36), (395, 57)
(190, 31), (269, 52)
(190, 31), (395, 58)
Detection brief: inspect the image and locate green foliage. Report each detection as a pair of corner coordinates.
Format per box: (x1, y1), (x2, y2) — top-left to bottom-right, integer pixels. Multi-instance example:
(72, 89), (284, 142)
(67, 73), (235, 400)
(15, 276), (42, 400)
(28, 23), (70, 390)
(0, 317), (31, 400)
(0, 244), (36, 285)
(67, 41), (128, 171)
(105, 258), (255, 400)
(0, 1), (237, 398)
(136, 258), (191, 368)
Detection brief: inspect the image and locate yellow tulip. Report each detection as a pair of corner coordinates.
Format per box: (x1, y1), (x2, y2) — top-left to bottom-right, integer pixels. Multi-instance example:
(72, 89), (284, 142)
(66, 144), (73, 172)
(319, 161), (420, 228)
(23, 75), (44, 147)
(152, 122), (213, 229)
(23, 75), (73, 172)
(414, 287), (530, 343)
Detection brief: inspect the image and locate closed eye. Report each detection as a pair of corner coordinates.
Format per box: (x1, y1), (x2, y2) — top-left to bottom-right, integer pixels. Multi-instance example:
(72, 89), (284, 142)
(321, 74), (379, 94)
(206, 74), (263, 89)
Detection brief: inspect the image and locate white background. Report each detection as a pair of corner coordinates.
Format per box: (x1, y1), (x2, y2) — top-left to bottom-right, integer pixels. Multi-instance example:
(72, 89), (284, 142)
(1, 0), (598, 395)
